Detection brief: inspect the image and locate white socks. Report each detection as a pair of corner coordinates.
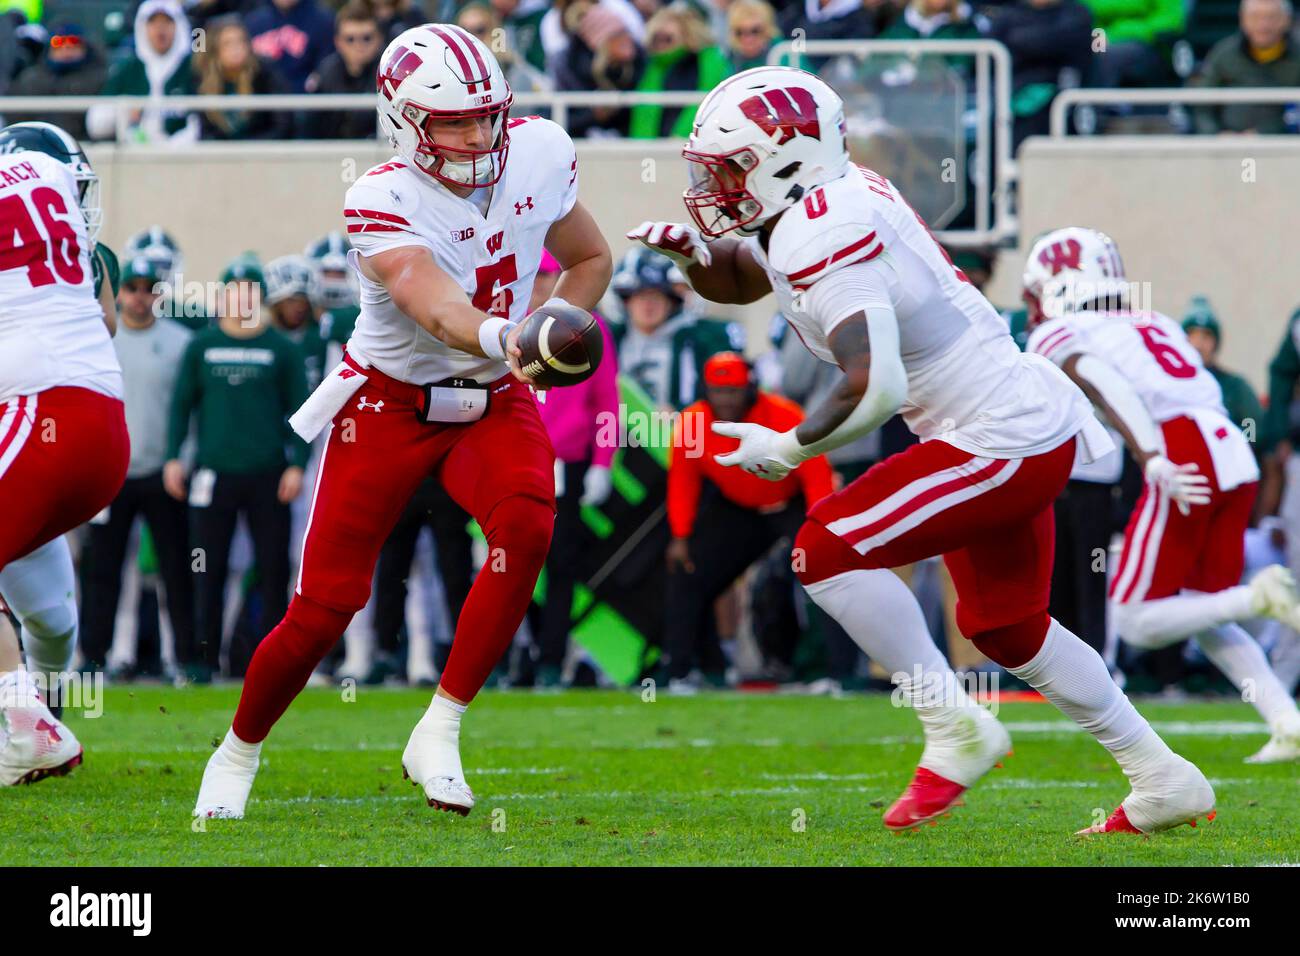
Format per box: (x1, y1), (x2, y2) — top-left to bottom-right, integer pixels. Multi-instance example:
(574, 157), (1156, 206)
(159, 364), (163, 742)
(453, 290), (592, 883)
(1195, 624), (1300, 729)
(1011, 619), (1178, 789)
(0, 535), (78, 682)
(804, 569), (979, 733)
(409, 694), (467, 780)
(219, 728), (262, 765)
(1112, 587), (1254, 647)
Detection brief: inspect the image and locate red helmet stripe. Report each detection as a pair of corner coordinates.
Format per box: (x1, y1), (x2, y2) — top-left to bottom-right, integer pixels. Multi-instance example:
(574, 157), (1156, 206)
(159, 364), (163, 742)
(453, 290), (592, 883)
(429, 24), (480, 94)
(447, 24), (492, 92)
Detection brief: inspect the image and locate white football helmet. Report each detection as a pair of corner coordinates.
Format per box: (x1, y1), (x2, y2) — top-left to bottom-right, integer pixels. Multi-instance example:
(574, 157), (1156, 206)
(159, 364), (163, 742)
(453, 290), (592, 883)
(1023, 227), (1128, 326)
(376, 23), (512, 189)
(682, 66), (849, 238)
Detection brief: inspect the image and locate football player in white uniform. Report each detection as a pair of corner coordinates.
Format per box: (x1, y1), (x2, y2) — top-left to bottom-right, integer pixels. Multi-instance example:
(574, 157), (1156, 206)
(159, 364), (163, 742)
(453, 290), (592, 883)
(195, 24), (611, 818)
(0, 121), (130, 784)
(1025, 227), (1300, 764)
(631, 67), (1215, 835)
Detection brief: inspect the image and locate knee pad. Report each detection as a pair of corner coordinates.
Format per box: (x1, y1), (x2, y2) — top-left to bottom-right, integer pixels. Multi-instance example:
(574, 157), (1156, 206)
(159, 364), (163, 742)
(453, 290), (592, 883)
(793, 519), (865, 587)
(19, 599), (78, 675)
(280, 594), (354, 660)
(968, 611), (1051, 669)
(481, 495), (555, 572)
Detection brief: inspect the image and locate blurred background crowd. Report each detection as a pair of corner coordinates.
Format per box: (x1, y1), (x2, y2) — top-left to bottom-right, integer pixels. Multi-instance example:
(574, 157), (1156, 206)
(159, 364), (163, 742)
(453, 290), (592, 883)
(3, 0), (1300, 702)
(2, 0), (1299, 145)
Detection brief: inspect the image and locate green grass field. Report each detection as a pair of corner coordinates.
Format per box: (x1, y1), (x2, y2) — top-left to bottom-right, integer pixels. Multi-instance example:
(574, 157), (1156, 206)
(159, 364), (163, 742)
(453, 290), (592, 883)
(2, 686), (1297, 866)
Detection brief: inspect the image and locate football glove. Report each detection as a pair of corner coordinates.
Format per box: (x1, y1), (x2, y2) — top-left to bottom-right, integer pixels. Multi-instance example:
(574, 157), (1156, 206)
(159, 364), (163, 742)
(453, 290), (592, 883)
(1144, 454), (1211, 515)
(625, 221), (712, 271)
(711, 421), (806, 481)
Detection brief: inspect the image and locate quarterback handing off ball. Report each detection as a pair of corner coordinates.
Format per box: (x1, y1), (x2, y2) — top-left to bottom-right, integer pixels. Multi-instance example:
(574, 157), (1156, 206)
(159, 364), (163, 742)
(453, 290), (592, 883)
(515, 299), (604, 387)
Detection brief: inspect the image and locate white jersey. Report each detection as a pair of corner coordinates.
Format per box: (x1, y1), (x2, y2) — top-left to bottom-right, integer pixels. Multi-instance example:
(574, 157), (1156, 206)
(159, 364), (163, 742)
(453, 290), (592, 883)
(0, 150), (121, 404)
(342, 117), (579, 384)
(1028, 308), (1258, 489)
(748, 166), (1108, 461)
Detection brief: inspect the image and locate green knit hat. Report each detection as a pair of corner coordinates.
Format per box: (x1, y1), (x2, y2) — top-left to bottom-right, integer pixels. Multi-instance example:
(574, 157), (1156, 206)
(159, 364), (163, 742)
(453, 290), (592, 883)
(1181, 295), (1221, 342)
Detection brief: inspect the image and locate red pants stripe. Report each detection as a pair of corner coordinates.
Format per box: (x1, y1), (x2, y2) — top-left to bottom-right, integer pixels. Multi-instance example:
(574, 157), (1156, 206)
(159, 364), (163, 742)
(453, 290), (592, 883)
(799, 436), (1076, 638)
(0, 387), (128, 570)
(1110, 415), (1254, 603)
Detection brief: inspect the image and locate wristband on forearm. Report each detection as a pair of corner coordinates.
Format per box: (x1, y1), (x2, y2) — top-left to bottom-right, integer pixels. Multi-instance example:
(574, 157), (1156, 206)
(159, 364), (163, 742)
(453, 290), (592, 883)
(478, 317), (518, 361)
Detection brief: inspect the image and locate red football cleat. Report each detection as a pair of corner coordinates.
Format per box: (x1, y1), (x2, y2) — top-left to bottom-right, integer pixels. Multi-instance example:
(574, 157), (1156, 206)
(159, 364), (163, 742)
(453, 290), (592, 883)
(1076, 804), (1145, 835)
(883, 767), (967, 831)
(1077, 803), (1217, 836)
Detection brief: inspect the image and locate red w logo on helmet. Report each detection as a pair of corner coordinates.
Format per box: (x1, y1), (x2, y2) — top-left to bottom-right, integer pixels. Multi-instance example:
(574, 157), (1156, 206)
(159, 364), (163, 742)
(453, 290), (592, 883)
(378, 45), (423, 99)
(1037, 239), (1083, 275)
(739, 87), (821, 145)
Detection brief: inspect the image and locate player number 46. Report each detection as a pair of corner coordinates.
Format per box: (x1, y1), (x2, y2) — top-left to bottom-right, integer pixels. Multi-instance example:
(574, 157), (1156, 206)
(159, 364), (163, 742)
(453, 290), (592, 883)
(0, 188), (85, 287)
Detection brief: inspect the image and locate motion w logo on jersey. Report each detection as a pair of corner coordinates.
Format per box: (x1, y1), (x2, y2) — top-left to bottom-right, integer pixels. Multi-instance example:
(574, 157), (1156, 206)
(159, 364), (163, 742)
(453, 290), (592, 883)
(485, 231), (504, 255)
(739, 87), (820, 145)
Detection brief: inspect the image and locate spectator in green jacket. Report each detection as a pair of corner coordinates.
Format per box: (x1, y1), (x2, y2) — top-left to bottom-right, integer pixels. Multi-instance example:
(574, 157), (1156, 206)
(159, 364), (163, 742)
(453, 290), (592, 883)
(164, 256), (308, 679)
(1083, 0), (1184, 86)
(629, 3), (732, 139)
(1181, 297), (1267, 450)
(1264, 302), (1300, 452)
(87, 0), (198, 143)
(1193, 0), (1300, 134)
(881, 0), (987, 41)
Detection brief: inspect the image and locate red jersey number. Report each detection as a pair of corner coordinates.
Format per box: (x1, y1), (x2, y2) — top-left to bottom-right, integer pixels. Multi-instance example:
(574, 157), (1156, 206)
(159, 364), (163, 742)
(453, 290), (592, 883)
(0, 187), (85, 288)
(472, 254), (517, 319)
(1136, 324), (1197, 379)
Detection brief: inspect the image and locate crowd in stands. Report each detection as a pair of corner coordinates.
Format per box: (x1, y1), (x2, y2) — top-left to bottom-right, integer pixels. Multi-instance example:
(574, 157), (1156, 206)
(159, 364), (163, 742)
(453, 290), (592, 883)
(3, 0), (1300, 142)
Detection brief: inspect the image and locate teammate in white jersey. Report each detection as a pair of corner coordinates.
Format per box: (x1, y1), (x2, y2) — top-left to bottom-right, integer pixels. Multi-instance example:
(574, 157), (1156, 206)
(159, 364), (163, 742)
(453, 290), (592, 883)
(1025, 227), (1300, 763)
(0, 122), (130, 785)
(631, 66), (1215, 835)
(195, 24), (612, 819)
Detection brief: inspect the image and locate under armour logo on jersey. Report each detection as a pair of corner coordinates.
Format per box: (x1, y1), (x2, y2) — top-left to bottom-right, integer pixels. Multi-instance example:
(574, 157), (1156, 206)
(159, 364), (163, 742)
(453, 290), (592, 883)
(514, 197), (534, 215)
(486, 231), (504, 255)
(36, 718), (62, 744)
(357, 396), (385, 412)
(739, 87), (821, 145)
(1037, 238), (1083, 275)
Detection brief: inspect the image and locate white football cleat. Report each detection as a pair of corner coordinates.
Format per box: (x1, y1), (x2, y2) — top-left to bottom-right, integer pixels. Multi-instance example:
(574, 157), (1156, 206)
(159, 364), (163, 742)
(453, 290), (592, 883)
(1079, 755), (1215, 835)
(1245, 713), (1300, 764)
(401, 714), (474, 816)
(1248, 565), (1300, 630)
(0, 700), (82, 786)
(193, 733), (262, 819)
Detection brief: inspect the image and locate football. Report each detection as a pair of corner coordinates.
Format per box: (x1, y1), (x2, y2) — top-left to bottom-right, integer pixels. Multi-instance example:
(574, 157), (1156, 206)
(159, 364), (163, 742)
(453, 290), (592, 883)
(514, 299), (604, 388)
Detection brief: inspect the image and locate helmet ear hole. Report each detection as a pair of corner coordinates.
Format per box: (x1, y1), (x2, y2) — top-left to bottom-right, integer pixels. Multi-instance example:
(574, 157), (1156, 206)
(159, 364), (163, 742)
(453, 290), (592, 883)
(772, 162), (800, 180)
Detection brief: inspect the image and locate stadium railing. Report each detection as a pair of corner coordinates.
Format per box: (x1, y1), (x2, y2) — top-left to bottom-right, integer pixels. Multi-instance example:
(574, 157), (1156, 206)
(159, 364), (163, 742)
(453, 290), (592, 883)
(0, 39), (1015, 248)
(1049, 87), (1300, 137)
(767, 39), (1015, 246)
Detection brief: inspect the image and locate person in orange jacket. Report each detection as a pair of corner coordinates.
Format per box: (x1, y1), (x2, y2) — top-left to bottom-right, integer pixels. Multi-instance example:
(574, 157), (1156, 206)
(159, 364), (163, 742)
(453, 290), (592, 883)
(664, 351), (834, 687)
